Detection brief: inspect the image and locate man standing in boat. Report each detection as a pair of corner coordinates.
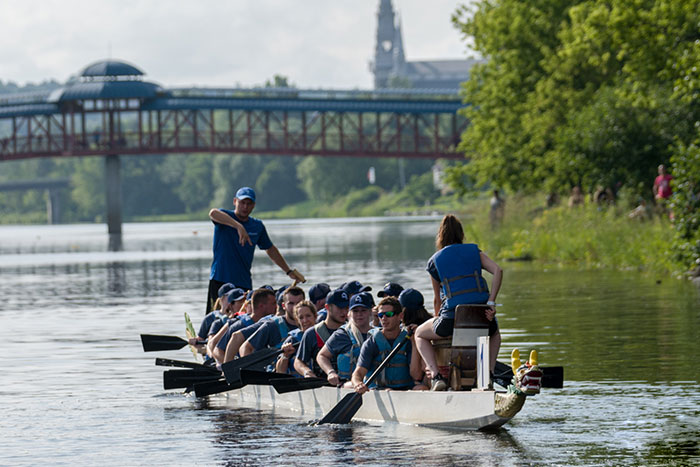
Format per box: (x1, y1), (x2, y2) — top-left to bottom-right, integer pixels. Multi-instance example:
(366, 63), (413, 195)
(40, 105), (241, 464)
(206, 186), (306, 314)
(351, 297), (426, 393)
(294, 289), (349, 378)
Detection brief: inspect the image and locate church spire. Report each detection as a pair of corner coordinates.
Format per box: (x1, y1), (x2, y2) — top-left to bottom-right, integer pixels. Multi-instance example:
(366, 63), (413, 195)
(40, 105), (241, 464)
(372, 0), (397, 88)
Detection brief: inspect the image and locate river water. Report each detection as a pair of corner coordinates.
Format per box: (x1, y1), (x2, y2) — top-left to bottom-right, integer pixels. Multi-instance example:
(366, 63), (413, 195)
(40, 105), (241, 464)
(1, 218), (698, 466)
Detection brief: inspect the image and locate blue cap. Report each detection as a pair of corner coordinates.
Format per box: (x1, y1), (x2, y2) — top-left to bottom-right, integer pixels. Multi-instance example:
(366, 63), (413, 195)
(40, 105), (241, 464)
(235, 187), (256, 202)
(342, 280), (372, 296)
(259, 284), (275, 291)
(309, 283), (331, 303)
(276, 285), (289, 304)
(226, 288), (246, 302)
(326, 289), (350, 308)
(349, 292), (374, 311)
(398, 288), (424, 312)
(218, 283), (235, 298)
(246, 290), (254, 301)
(377, 282), (403, 298)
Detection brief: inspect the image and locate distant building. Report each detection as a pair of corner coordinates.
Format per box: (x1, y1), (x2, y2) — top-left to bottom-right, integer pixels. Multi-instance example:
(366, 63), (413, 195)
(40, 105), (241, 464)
(370, 0), (481, 90)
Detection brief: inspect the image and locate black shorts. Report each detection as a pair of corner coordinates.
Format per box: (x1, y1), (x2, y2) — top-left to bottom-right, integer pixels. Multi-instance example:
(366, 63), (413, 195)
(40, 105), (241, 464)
(432, 315), (499, 338)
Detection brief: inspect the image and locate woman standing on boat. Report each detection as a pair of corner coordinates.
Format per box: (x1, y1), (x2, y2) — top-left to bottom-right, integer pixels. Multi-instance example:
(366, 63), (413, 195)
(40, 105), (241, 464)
(415, 214), (503, 391)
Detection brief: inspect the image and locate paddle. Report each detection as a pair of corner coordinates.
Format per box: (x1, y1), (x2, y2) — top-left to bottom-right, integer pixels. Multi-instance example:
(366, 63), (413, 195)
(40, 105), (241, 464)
(271, 376), (329, 394)
(193, 378), (243, 398)
(493, 361), (564, 389)
(221, 342), (299, 384)
(239, 368), (295, 385)
(317, 329), (412, 425)
(155, 357), (219, 372)
(184, 312), (200, 361)
(163, 369), (222, 390)
(140, 334), (206, 352)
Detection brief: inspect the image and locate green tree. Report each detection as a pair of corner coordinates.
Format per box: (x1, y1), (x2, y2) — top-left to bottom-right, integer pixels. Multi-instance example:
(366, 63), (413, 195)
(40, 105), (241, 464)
(255, 157), (306, 211)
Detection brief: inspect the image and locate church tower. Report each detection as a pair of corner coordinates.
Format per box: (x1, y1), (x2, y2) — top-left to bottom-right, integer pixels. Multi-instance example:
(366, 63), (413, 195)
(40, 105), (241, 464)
(371, 0), (398, 88)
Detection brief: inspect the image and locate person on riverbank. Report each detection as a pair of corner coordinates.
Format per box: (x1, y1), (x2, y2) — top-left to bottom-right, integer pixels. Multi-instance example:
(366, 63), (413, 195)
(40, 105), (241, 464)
(653, 164), (673, 216)
(568, 186), (585, 208)
(489, 190), (505, 228)
(294, 289), (349, 378)
(239, 286), (305, 356)
(316, 292), (374, 387)
(351, 297), (426, 393)
(206, 186), (306, 314)
(415, 214), (502, 391)
(275, 301), (318, 376)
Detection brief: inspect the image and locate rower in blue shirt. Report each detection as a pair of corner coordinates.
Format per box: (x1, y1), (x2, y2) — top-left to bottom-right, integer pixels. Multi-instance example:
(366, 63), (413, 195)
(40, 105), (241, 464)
(316, 292), (374, 387)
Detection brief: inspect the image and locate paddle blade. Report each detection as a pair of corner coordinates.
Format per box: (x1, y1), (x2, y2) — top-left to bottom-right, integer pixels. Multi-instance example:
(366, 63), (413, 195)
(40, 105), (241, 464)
(317, 392), (363, 425)
(221, 347), (281, 383)
(163, 369), (221, 390)
(542, 366), (564, 388)
(193, 379), (243, 398)
(271, 377), (328, 394)
(240, 369), (294, 386)
(155, 358), (219, 373)
(141, 334), (188, 352)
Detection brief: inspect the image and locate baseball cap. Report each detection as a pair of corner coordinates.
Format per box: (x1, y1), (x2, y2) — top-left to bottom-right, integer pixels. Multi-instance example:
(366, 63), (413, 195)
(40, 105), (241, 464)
(398, 288), (424, 312)
(226, 288), (246, 303)
(235, 187), (256, 202)
(342, 280), (372, 296)
(377, 282), (404, 298)
(309, 283), (331, 303)
(217, 283), (235, 298)
(349, 292), (374, 311)
(326, 289), (350, 308)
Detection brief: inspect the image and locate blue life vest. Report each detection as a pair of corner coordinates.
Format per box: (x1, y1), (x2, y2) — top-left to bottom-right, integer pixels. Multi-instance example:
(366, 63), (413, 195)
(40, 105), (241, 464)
(367, 328), (412, 389)
(336, 324), (363, 380)
(270, 316), (292, 349)
(432, 243), (490, 310)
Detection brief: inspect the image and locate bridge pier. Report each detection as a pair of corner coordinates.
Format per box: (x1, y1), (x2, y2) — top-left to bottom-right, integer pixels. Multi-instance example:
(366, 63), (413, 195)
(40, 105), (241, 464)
(105, 154), (123, 251)
(46, 188), (61, 224)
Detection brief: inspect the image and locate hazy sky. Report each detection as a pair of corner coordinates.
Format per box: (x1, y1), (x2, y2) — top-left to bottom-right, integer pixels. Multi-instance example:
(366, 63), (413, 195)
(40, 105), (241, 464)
(0, 0), (475, 90)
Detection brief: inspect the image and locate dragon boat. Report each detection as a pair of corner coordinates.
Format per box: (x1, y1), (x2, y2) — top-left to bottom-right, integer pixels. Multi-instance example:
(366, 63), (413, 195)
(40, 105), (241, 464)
(213, 306), (547, 430)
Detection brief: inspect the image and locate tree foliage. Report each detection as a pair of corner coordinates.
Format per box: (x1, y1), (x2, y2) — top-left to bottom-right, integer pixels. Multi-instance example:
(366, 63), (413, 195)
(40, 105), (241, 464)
(450, 0), (699, 197)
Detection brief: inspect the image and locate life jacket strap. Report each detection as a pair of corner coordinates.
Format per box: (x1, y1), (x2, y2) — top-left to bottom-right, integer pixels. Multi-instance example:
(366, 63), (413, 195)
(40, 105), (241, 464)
(441, 271), (484, 298)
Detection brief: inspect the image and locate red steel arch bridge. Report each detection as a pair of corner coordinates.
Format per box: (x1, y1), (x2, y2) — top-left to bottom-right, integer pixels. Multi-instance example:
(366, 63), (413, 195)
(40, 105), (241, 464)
(0, 60), (467, 241)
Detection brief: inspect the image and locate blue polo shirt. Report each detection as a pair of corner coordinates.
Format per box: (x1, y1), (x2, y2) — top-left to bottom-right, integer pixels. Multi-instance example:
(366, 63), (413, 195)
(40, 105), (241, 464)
(210, 209), (273, 290)
(247, 317), (298, 351)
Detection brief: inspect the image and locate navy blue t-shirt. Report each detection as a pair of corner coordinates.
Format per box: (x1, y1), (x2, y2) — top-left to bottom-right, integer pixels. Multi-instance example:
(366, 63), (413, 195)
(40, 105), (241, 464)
(295, 323), (336, 370)
(210, 209), (273, 289)
(208, 316), (228, 337)
(198, 310), (223, 339)
(247, 317), (298, 351)
(356, 332), (412, 372)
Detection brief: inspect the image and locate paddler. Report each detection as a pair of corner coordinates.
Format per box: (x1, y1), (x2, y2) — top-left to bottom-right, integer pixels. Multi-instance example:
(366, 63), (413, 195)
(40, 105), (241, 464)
(204, 287), (246, 361)
(414, 214), (502, 391)
(212, 288), (276, 364)
(294, 289), (349, 378)
(275, 301), (318, 376)
(351, 297), (427, 393)
(206, 186), (306, 314)
(239, 286), (305, 356)
(316, 292), (374, 387)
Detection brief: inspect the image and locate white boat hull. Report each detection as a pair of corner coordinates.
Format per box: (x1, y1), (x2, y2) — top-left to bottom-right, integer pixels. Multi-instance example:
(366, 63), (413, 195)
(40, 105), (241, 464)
(223, 384), (515, 430)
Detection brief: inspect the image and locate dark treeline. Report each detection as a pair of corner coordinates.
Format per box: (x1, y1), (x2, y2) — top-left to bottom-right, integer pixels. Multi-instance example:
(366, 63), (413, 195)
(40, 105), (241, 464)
(0, 151), (434, 223)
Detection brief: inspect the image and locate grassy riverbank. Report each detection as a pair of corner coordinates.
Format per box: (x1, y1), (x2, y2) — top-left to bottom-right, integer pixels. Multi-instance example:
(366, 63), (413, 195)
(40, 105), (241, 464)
(455, 196), (676, 278)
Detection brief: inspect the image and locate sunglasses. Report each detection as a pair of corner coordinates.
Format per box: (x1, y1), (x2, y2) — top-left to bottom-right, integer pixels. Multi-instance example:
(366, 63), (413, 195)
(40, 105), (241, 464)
(377, 310), (397, 319)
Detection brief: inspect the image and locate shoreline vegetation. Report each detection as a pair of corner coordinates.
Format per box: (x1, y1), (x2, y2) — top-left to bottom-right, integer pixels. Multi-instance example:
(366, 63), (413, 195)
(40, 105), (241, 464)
(119, 189), (682, 280)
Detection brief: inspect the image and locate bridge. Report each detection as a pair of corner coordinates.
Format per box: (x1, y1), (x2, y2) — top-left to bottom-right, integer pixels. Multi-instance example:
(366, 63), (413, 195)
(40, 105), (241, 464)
(0, 60), (467, 243)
